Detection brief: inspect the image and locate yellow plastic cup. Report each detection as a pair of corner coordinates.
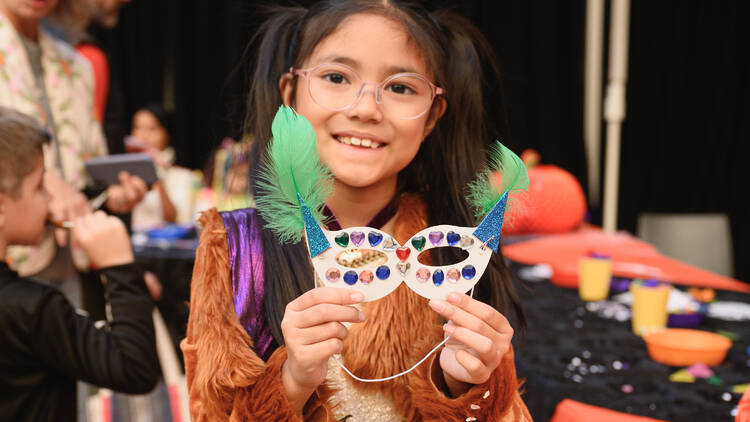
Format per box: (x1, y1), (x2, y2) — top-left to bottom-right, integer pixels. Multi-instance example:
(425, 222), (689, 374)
(630, 281), (672, 336)
(578, 254), (612, 301)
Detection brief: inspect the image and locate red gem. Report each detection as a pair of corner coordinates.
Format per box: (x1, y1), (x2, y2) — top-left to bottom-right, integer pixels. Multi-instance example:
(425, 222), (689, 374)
(396, 246), (411, 261)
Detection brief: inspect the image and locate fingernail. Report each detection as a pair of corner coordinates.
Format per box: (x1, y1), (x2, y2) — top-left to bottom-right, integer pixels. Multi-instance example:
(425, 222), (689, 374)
(447, 292), (462, 304)
(429, 299), (447, 312)
(358, 311), (366, 322)
(351, 292), (364, 302)
(443, 323), (455, 335)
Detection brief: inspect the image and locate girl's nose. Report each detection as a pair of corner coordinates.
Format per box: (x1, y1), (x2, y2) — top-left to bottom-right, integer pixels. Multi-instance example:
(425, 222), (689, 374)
(346, 83), (383, 122)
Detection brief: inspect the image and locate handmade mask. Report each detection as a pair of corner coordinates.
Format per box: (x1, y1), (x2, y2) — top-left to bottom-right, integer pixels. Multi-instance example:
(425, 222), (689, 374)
(256, 106), (529, 302)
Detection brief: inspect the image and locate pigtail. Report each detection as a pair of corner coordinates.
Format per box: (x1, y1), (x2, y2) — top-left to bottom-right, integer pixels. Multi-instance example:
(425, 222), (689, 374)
(244, 6), (307, 146)
(413, 9), (525, 332)
(244, 6), (318, 347)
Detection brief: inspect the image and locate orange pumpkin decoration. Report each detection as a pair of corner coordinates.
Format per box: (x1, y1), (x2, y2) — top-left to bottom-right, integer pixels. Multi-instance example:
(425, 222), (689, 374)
(498, 149), (586, 235)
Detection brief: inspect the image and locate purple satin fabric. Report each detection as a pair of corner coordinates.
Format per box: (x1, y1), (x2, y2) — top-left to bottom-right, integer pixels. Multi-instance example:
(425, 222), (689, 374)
(220, 208), (274, 360)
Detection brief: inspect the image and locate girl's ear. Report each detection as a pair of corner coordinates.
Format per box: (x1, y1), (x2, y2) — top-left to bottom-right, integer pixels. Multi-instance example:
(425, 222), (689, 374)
(278, 73), (295, 106)
(422, 97), (447, 141)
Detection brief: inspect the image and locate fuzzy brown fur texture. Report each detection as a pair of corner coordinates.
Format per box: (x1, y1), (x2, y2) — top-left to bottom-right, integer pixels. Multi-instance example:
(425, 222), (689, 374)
(182, 196), (531, 421)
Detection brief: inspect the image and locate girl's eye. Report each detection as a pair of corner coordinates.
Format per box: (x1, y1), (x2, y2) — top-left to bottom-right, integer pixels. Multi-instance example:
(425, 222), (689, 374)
(322, 73), (349, 84)
(385, 83), (416, 95)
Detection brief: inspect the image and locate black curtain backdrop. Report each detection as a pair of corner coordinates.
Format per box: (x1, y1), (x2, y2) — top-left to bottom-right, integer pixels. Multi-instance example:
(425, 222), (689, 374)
(95, 0), (747, 281)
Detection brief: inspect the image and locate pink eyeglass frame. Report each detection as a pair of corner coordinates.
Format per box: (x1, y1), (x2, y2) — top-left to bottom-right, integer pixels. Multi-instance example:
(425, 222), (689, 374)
(289, 63), (444, 119)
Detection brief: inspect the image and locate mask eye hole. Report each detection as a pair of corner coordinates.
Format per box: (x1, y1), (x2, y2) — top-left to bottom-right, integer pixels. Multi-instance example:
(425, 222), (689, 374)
(417, 247), (469, 266)
(336, 249), (388, 268)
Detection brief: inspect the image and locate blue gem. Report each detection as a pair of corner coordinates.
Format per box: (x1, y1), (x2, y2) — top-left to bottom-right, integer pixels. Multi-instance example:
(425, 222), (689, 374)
(446, 231), (461, 246)
(462, 265), (476, 280)
(433, 269), (445, 286)
(368, 231), (384, 247)
(376, 265), (390, 280)
(343, 270), (358, 285)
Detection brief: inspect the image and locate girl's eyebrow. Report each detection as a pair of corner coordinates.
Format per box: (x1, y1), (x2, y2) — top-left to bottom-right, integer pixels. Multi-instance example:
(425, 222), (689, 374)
(318, 55), (417, 76)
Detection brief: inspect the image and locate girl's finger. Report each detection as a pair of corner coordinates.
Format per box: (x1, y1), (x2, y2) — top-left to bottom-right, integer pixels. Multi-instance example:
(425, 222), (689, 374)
(295, 321), (349, 345)
(429, 299), (496, 340)
(289, 287), (364, 312)
(296, 338), (344, 365)
(444, 323), (502, 365)
(455, 349), (490, 383)
(446, 292), (513, 335)
(295, 303), (365, 328)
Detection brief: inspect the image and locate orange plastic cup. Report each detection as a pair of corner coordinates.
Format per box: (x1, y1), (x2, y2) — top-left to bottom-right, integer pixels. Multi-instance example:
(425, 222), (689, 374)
(578, 254), (612, 301)
(630, 281), (671, 336)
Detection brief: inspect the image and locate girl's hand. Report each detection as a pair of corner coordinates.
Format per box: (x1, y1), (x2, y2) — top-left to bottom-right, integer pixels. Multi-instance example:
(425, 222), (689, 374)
(106, 171), (148, 214)
(280, 287), (365, 413)
(428, 292), (514, 396)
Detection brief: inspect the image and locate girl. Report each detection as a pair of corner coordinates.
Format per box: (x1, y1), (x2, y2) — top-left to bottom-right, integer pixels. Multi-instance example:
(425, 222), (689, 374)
(128, 104), (199, 229)
(182, 1), (531, 421)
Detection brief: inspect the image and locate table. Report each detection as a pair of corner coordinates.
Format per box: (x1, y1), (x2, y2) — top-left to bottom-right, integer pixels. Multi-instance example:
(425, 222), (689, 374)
(511, 263), (749, 421)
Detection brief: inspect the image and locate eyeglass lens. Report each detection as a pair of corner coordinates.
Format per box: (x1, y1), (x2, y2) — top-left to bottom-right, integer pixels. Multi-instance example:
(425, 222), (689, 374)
(307, 64), (435, 118)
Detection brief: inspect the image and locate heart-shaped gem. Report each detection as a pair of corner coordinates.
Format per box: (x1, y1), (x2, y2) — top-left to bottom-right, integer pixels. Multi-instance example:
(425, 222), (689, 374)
(396, 261), (411, 275)
(335, 232), (349, 247)
(411, 236), (426, 251)
(368, 231), (383, 247)
(416, 268), (431, 282)
(350, 231), (365, 247)
(382, 236), (397, 250)
(459, 235), (474, 249)
(446, 231), (461, 246)
(446, 268), (460, 283)
(396, 246), (411, 261)
(428, 231), (444, 247)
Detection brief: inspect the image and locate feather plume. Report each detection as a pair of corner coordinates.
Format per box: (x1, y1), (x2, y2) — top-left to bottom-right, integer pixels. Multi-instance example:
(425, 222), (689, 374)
(255, 106), (332, 243)
(467, 141), (529, 219)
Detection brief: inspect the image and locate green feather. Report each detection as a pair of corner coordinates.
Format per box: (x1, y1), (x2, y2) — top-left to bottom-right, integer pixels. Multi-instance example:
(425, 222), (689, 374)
(467, 141), (529, 218)
(255, 106), (333, 243)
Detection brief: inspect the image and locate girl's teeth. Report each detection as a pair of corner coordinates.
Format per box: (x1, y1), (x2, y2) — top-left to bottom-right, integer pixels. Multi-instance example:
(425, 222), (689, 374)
(337, 136), (380, 148)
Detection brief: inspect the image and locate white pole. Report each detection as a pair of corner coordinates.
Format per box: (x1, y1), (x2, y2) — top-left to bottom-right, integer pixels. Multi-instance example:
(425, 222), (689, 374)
(602, 0), (631, 233)
(584, 0), (605, 207)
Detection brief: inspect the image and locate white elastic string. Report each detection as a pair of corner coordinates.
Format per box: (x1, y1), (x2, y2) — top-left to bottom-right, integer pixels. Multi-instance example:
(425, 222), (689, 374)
(330, 284), (476, 383)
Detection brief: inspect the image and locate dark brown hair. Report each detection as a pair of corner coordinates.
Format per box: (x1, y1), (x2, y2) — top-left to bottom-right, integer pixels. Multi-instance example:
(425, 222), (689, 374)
(244, 0), (523, 346)
(0, 107), (50, 197)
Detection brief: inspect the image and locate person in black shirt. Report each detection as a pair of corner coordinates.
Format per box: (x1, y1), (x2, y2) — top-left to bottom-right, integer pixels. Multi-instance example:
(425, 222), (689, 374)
(0, 107), (159, 422)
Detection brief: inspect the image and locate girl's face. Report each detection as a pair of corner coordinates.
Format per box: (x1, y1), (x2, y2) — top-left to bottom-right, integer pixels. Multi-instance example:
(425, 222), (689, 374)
(131, 110), (169, 151)
(281, 13), (445, 191)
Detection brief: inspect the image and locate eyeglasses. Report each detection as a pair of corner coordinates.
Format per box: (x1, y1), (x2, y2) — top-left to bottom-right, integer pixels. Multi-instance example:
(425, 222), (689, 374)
(290, 63), (444, 119)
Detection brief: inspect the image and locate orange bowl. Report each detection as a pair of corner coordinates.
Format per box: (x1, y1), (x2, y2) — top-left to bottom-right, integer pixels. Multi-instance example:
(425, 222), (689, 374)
(643, 328), (732, 366)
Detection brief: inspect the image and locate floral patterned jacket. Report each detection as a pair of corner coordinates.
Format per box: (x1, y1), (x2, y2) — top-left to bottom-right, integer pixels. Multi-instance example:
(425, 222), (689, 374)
(0, 12), (106, 275)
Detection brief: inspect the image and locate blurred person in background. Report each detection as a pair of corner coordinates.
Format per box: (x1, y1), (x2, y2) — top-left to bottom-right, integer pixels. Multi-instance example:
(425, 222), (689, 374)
(194, 136), (254, 214)
(0, 0), (145, 289)
(127, 103), (200, 230)
(44, 0), (131, 152)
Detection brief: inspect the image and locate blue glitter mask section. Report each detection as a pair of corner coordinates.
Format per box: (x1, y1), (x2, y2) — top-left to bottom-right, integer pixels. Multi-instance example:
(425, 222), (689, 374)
(298, 193), (330, 257)
(472, 190), (507, 252)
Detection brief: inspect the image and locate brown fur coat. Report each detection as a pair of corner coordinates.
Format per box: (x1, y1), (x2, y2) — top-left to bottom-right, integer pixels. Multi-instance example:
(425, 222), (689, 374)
(181, 194), (532, 421)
